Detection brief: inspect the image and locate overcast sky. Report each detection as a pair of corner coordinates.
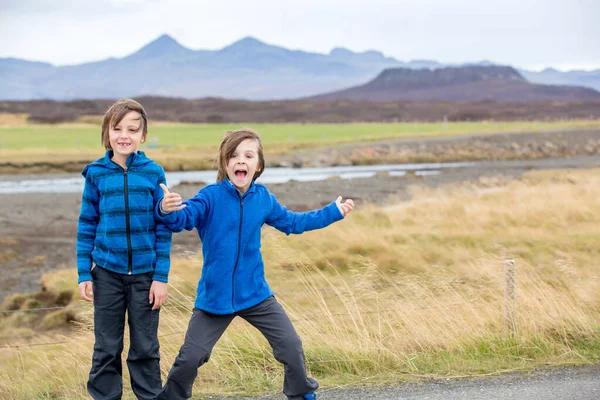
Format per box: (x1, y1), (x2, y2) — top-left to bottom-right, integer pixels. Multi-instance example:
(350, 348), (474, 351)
(1, 0), (598, 71)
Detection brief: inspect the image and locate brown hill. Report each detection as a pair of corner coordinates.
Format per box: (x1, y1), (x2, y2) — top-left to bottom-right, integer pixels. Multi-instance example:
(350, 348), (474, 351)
(310, 66), (600, 102)
(2, 96), (600, 123)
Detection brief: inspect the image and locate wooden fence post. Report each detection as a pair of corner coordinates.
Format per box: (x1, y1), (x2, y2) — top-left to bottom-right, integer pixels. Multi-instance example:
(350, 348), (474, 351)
(504, 259), (516, 332)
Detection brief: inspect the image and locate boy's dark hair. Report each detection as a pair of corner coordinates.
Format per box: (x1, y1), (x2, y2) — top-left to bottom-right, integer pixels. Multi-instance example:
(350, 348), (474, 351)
(216, 128), (265, 182)
(101, 98), (148, 150)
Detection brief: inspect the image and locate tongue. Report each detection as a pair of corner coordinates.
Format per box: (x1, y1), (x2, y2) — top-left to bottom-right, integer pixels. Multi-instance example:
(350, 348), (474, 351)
(235, 171), (247, 178)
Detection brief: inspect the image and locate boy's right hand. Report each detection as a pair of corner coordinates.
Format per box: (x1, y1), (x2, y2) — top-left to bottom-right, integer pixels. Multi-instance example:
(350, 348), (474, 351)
(336, 196), (355, 217)
(160, 183), (186, 213)
(79, 281), (93, 302)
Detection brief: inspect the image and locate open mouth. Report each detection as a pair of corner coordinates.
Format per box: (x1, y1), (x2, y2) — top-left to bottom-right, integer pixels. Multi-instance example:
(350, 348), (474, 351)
(117, 142), (131, 148)
(234, 169), (248, 179)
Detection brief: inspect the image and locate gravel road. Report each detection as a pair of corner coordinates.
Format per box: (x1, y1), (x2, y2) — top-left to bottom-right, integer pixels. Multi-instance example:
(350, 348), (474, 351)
(216, 364), (600, 400)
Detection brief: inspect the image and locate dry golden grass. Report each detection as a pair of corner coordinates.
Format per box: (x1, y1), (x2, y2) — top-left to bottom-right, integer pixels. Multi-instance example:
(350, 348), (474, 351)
(1, 168), (599, 399)
(0, 113), (30, 127)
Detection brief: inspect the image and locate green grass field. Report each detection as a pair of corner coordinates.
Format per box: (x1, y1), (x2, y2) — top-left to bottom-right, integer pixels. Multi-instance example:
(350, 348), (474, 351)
(1, 117), (600, 173)
(2, 119), (600, 150)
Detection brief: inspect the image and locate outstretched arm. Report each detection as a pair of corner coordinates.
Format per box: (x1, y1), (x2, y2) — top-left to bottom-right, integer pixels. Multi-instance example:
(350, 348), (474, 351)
(266, 194), (354, 235)
(155, 184), (209, 232)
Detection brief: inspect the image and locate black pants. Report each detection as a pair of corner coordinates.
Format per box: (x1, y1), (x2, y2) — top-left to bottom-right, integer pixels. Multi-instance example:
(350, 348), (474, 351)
(88, 266), (162, 400)
(158, 296), (318, 400)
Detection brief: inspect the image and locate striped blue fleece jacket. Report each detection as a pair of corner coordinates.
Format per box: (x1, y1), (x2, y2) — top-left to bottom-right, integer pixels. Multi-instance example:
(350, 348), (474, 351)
(76, 151), (172, 284)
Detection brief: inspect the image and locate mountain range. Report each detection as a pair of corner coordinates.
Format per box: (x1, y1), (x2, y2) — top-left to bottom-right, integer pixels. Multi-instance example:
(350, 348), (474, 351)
(310, 66), (600, 102)
(1, 34), (599, 101)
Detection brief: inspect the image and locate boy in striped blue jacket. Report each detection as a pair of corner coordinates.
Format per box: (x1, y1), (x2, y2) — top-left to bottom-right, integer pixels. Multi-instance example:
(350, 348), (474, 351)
(76, 98), (172, 400)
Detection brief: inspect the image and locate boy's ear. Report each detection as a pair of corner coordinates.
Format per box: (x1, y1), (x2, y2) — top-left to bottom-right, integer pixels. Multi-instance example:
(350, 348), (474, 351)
(141, 132), (147, 144)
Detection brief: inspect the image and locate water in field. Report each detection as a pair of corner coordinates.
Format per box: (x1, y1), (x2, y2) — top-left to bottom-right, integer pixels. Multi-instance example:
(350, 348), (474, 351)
(0, 162), (473, 194)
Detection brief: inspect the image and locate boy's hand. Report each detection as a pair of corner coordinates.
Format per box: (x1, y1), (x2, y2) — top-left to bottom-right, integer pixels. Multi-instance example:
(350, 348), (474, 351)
(149, 281), (168, 310)
(335, 196), (355, 217)
(160, 183), (186, 213)
(78, 281), (93, 302)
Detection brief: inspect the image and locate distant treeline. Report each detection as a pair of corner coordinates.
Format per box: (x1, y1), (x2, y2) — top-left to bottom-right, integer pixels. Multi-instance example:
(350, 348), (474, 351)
(1, 97), (600, 123)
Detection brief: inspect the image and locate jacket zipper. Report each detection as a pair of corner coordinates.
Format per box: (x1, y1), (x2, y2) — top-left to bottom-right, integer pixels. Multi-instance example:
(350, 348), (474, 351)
(123, 167), (133, 275)
(231, 194), (244, 311)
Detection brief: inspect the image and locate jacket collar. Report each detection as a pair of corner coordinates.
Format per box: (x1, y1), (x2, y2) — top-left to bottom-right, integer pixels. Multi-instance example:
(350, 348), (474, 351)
(99, 150), (149, 169)
(82, 150), (150, 177)
(221, 178), (256, 198)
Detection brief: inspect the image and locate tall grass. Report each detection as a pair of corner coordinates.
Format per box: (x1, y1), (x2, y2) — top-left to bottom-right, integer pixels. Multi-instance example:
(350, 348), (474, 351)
(1, 169), (599, 399)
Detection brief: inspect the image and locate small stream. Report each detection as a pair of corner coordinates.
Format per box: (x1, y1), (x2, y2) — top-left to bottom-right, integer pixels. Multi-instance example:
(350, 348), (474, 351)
(0, 161), (474, 194)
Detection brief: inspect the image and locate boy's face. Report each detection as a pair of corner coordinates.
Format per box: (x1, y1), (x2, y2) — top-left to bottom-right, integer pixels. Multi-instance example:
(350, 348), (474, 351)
(108, 111), (146, 165)
(226, 139), (260, 194)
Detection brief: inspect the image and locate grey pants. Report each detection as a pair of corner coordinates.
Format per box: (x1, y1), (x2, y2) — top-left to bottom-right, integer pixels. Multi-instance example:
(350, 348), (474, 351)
(88, 266), (162, 400)
(158, 296), (318, 400)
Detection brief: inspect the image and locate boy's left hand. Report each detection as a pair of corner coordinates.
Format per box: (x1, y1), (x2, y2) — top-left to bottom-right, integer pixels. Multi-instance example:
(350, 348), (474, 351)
(149, 281), (168, 310)
(335, 196), (355, 217)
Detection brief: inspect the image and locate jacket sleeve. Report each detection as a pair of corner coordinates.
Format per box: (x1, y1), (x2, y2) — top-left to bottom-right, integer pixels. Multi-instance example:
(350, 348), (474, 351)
(265, 193), (343, 235)
(155, 189), (210, 233)
(76, 174), (99, 283)
(152, 169), (173, 283)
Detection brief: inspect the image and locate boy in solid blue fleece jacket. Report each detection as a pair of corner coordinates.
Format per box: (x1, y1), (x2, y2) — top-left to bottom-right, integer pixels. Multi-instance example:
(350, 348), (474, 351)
(76, 99), (172, 400)
(155, 128), (354, 400)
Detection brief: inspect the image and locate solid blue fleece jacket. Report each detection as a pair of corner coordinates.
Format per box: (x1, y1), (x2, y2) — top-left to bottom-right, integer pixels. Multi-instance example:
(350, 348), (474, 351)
(76, 151), (172, 283)
(156, 179), (343, 314)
